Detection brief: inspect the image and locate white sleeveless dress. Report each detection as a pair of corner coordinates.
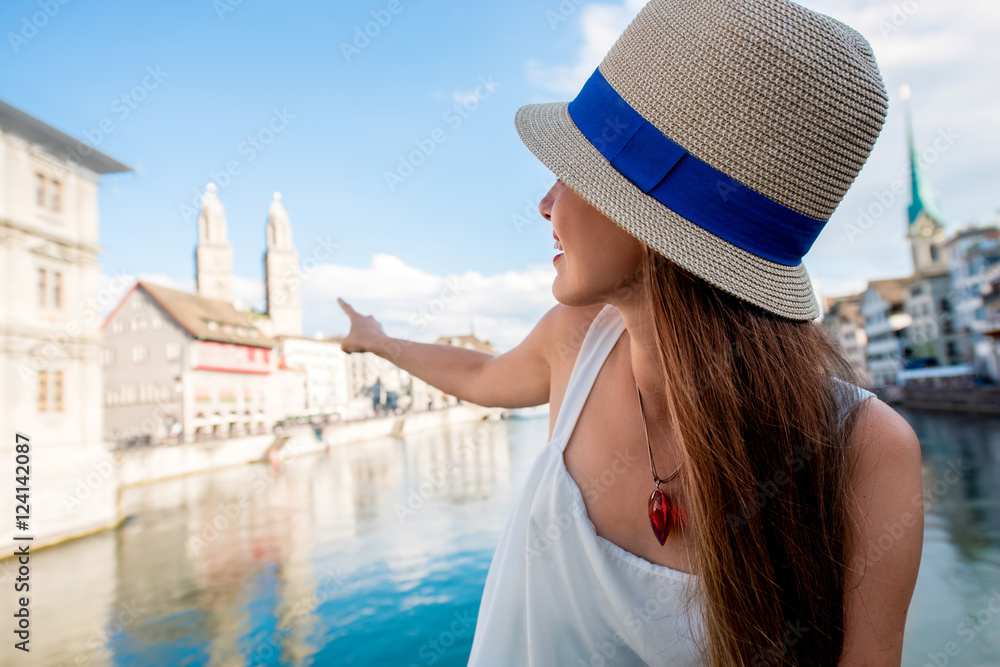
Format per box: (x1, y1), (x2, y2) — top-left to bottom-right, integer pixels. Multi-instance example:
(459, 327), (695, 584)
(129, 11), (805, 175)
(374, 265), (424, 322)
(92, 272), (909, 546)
(467, 303), (874, 666)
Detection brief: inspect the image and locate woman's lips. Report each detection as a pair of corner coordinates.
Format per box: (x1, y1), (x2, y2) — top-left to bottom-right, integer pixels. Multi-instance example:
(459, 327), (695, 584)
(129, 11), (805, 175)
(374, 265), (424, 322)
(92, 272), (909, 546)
(553, 252), (565, 264)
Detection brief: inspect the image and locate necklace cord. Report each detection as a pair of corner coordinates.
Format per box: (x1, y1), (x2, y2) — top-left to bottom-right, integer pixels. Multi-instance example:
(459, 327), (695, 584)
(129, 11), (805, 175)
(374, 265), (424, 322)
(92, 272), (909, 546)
(634, 377), (682, 486)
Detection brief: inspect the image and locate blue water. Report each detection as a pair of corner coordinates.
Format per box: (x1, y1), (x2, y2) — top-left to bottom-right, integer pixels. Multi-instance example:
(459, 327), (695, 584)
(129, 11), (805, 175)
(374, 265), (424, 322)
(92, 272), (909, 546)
(13, 408), (1000, 666)
(22, 414), (551, 667)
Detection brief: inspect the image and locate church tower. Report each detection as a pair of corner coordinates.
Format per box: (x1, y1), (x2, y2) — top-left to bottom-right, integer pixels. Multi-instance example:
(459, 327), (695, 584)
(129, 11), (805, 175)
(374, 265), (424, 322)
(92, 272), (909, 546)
(901, 85), (948, 276)
(264, 192), (302, 336)
(195, 182), (234, 302)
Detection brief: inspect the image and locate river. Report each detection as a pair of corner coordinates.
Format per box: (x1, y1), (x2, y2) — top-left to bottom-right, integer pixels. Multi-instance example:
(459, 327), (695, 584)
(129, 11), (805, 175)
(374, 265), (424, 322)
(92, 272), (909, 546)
(9, 408), (1000, 666)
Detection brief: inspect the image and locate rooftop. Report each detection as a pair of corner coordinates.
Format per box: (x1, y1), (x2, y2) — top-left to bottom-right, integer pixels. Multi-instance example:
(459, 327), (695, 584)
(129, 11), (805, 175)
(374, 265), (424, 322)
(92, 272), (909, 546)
(110, 280), (275, 348)
(0, 98), (132, 175)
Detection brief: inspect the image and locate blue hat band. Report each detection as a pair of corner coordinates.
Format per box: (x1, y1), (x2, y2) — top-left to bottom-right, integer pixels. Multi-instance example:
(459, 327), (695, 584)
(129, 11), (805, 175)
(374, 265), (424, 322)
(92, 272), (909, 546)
(566, 67), (828, 266)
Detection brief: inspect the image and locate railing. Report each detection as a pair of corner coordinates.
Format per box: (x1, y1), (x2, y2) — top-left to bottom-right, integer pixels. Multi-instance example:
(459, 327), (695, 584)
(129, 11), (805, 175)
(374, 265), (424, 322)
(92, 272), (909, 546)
(899, 382), (1000, 412)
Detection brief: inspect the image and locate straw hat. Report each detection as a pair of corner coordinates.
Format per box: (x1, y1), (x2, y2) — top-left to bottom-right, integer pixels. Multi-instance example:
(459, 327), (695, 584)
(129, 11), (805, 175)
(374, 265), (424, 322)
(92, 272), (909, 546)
(515, 0), (888, 321)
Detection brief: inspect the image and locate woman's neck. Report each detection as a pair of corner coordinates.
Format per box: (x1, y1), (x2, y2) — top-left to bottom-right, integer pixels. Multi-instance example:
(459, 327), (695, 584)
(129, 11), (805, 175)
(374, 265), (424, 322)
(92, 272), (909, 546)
(612, 299), (673, 434)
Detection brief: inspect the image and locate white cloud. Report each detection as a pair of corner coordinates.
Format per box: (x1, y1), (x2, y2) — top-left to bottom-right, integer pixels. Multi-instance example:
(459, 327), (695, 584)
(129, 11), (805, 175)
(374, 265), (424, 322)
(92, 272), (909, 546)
(101, 255), (560, 354)
(527, 0), (647, 96)
(301, 253), (558, 352)
(451, 87), (485, 106)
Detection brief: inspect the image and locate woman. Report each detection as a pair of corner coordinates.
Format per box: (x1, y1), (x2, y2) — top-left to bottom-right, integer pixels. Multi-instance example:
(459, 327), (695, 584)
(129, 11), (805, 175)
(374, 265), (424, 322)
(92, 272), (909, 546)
(338, 0), (924, 664)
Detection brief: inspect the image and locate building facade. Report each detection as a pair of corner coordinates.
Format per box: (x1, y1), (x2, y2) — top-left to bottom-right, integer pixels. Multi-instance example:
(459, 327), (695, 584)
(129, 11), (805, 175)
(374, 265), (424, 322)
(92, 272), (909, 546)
(1, 98), (131, 550)
(103, 281), (281, 444)
(276, 335), (351, 417)
(862, 279), (912, 386)
(902, 271), (960, 367)
(822, 294), (868, 379)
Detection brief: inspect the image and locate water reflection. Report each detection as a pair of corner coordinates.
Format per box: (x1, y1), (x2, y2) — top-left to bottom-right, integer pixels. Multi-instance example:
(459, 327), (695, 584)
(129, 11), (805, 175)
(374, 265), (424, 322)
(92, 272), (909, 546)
(10, 409), (1000, 666)
(23, 414), (540, 667)
(899, 409), (1000, 667)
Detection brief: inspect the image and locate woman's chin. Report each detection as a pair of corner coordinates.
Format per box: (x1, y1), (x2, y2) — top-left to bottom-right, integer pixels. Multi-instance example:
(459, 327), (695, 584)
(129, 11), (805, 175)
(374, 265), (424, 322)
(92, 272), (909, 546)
(552, 279), (590, 308)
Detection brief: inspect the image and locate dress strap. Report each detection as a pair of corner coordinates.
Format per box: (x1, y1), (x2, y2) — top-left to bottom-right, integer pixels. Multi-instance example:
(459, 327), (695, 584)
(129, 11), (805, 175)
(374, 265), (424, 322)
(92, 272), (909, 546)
(551, 304), (627, 451)
(831, 376), (875, 423)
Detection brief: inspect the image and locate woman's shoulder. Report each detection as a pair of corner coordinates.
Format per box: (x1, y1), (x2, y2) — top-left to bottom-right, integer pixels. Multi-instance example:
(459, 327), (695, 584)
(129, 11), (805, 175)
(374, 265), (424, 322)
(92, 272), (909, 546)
(845, 394), (920, 466)
(839, 394), (923, 663)
(843, 393), (921, 496)
(540, 302), (610, 374)
(546, 302), (610, 343)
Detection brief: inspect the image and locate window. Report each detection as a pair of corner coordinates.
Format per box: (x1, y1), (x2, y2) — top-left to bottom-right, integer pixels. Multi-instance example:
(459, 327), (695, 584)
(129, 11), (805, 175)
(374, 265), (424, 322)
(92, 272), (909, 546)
(53, 272), (62, 309)
(151, 315), (162, 329)
(166, 343), (181, 361)
(34, 174), (62, 212)
(132, 294), (146, 310)
(101, 349), (115, 366)
(54, 371), (63, 412)
(35, 173), (46, 207)
(38, 268), (47, 307)
(930, 245), (940, 262)
(136, 318), (149, 332)
(132, 345), (149, 363)
(111, 319), (125, 334)
(49, 180), (61, 212)
(38, 370), (48, 412)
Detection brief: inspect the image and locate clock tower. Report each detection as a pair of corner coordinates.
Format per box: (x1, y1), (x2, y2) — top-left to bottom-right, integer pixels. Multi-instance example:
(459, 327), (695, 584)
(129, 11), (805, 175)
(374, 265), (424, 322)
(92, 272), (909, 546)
(264, 192), (302, 336)
(902, 85), (947, 276)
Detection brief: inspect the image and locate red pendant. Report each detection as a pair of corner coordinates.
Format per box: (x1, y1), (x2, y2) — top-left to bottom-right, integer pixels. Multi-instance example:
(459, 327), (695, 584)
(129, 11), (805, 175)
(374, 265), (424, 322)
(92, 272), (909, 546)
(648, 489), (674, 545)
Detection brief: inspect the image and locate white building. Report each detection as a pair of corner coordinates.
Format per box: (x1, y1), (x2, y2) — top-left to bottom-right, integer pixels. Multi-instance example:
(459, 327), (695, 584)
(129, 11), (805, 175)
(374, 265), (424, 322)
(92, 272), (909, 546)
(0, 98), (131, 552)
(822, 294), (868, 379)
(946, 227), (1000, 374)
(902, 270), (960, 366)
(861, 279), (912, 386)
(102, 280), (283, 444)
(103, 185), (317, 443)
(276, 335), (351, 417)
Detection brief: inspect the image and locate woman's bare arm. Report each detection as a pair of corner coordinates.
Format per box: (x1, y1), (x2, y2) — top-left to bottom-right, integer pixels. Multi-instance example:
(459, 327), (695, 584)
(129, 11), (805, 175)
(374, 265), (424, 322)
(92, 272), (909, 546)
(337, 298), (579, 409)
(839, 397), (924, 666)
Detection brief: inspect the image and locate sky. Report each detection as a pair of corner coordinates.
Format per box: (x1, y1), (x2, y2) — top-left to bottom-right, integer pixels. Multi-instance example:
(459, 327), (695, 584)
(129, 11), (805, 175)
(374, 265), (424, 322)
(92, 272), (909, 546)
(1, 0), (997, 352)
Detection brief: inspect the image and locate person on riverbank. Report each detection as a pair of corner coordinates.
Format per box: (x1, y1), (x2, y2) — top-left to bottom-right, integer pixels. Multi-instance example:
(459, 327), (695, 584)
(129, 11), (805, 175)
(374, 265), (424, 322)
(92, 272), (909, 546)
(337, 1), (923, 664)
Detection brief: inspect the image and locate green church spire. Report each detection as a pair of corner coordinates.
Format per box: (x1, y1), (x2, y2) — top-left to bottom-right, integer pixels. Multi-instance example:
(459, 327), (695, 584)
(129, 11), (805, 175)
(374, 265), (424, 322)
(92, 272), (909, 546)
(902, 84), (945, 230)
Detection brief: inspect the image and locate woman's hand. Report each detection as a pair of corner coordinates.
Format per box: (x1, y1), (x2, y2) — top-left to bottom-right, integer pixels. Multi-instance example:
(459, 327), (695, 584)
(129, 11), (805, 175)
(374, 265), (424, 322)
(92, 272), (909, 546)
(337, 297), (389, 354)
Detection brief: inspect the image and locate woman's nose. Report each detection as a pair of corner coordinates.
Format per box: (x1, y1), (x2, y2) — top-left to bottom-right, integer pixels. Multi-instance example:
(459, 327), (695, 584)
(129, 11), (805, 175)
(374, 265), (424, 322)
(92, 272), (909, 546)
(538, 179), (563, 221)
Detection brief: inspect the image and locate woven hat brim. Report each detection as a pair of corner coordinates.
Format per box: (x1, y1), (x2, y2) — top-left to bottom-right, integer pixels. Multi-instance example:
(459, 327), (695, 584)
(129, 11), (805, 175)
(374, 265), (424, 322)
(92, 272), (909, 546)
(514, 101), (821, 321)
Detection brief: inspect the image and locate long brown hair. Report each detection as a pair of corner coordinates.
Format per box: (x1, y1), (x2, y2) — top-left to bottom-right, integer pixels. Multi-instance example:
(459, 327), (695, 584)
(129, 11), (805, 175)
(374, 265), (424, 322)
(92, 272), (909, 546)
(637, 245), (868, 666)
